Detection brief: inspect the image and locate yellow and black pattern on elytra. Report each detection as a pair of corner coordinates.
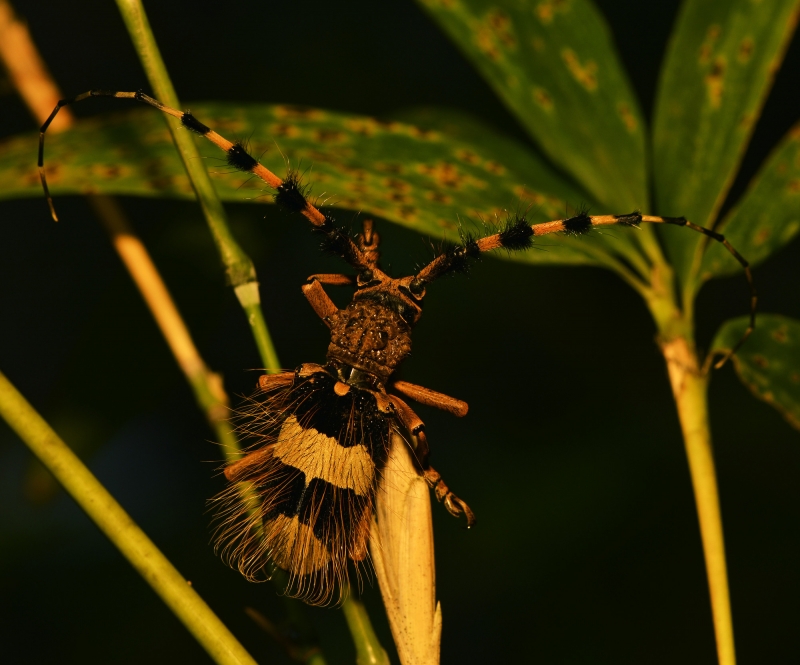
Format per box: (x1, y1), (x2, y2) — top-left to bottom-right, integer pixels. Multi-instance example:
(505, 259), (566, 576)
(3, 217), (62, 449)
(212, 367), (390, 606)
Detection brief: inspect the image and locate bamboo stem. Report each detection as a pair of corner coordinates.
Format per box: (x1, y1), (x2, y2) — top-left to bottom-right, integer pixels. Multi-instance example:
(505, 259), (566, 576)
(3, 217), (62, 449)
(114, 0), (280, 373)
(661, 337), (736, 665)
(0, 370), (257, 665)
(86, 194), (241, 461)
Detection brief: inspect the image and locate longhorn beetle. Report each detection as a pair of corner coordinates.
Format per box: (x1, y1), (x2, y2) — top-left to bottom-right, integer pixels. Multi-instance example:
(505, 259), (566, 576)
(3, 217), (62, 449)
(39, 90), (757, 606)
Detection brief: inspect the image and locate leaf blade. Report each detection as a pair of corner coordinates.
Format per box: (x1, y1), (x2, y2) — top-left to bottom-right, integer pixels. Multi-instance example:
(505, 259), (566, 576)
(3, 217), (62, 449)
(416, 0), (647, 212)
(712, 314), (800, 432)
(652, 0), (800, 281)
(1, 102), (628, 267)
(702, 122), (800, 279)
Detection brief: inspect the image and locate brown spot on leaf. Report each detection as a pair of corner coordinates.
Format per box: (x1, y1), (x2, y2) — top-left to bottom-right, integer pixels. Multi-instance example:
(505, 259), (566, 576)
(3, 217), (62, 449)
(753, 228), (771, 246)
(791, 372), (800, 384)
(347, 182), (369, 195)
(753, 354), (769, 368)
(374, 118), (404, 133)
(271, 123), (301, 138)
(485, 161), (506, 175)
(699, 24), (721, 64)
(376, 163), (404, 174)
(148, 176), (177, 191)
(275, 105), (324, 120)
(513, 185), (545, 205)
(536, 0), (568, 24)
(475, 25), (500, 61)
(306, 149), (342, 163)
(618, 103), (637, 132)
(388, 192), (410, 203)
(23, 170), (40, 187)
(788, 179), (800, 192)
(533, 87), (554, 111)
(561, 49), (598, 91)
(313, 129), (345, 143)
(474, 8), (517, 61)
(738, 37), (754, 63)
(409, 126), (438, 140)
(705, 56), (726, 109)
(42, 162), (62, 182)
(345, 118), (379, 136)
(103, 165), (121, 179)
(456, 149), (480, 165)
(487, 9), (516, 48)
(426, 191), (452, 204)
(417, 162), (485, 190)
(397, 205), (418, 220)
(772, 325), (789, 343)
(344, 167), (369, 182)
(418, 162), (464, 188)
(739, 112), (756, 131)
(385, 178), (410, 192)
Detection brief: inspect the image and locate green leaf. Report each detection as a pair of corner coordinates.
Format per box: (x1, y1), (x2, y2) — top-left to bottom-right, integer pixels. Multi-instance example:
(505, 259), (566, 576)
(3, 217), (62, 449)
(0, 101), (626, 267)
(652, 0), (800, 282)
(712, 314), (800, 431)
(702, 122), (800, 279)
(415, 0), (647, 212)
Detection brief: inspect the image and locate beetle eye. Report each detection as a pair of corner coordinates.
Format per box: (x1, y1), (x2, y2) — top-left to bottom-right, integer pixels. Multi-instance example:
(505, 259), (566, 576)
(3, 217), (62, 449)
(359, 270), (374, 283)
(409, 279), (425, 297)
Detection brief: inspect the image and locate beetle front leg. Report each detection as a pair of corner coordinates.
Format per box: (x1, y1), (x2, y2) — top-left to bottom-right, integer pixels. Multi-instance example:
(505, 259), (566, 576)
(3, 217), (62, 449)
(385, 392), (477, 527)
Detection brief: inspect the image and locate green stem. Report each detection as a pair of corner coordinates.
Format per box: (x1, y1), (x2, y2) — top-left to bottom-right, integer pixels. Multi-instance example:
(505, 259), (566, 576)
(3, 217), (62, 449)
(661, 338), (736, 665)
(235, 283), (282, 373)
(114, 0), (278, 372)
(341, 595), (391, 665)
(641, 238), (736, 665)
(0, 370), (257, 665)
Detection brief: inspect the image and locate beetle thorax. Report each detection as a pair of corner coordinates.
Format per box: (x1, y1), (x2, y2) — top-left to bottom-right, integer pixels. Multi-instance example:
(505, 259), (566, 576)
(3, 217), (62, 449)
(326, 298), (412, 383)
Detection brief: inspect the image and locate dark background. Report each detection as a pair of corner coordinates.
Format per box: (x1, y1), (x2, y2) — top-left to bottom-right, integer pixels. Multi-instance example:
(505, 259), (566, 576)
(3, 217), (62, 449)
(1, 1), (799, 663)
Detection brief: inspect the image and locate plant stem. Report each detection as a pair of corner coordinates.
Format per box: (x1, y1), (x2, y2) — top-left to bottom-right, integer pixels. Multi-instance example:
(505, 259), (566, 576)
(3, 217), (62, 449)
(86, 194), (241, 462)
(661, 337), (736, 665)
(114, 0), (279, 373)
(341, 595), (391, 665)
(0, 370), (257, 665)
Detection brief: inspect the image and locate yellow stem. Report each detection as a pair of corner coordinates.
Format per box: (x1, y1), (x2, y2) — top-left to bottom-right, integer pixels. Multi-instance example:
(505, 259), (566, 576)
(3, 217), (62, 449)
(661, 337), (736, 665)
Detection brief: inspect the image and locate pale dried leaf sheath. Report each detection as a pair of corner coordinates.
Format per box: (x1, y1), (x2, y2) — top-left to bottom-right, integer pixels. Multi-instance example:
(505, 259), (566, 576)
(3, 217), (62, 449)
(370, 431), (441, 665)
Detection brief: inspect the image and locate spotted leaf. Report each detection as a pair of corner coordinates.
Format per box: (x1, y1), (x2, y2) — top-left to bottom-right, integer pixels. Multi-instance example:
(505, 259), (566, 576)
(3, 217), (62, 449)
(652, 0), (800, 284)
(416, 0), (647, 218)
(0, 102), (633, 267)
(701, 122), (800, 279)
(712, 315), (800, 432)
